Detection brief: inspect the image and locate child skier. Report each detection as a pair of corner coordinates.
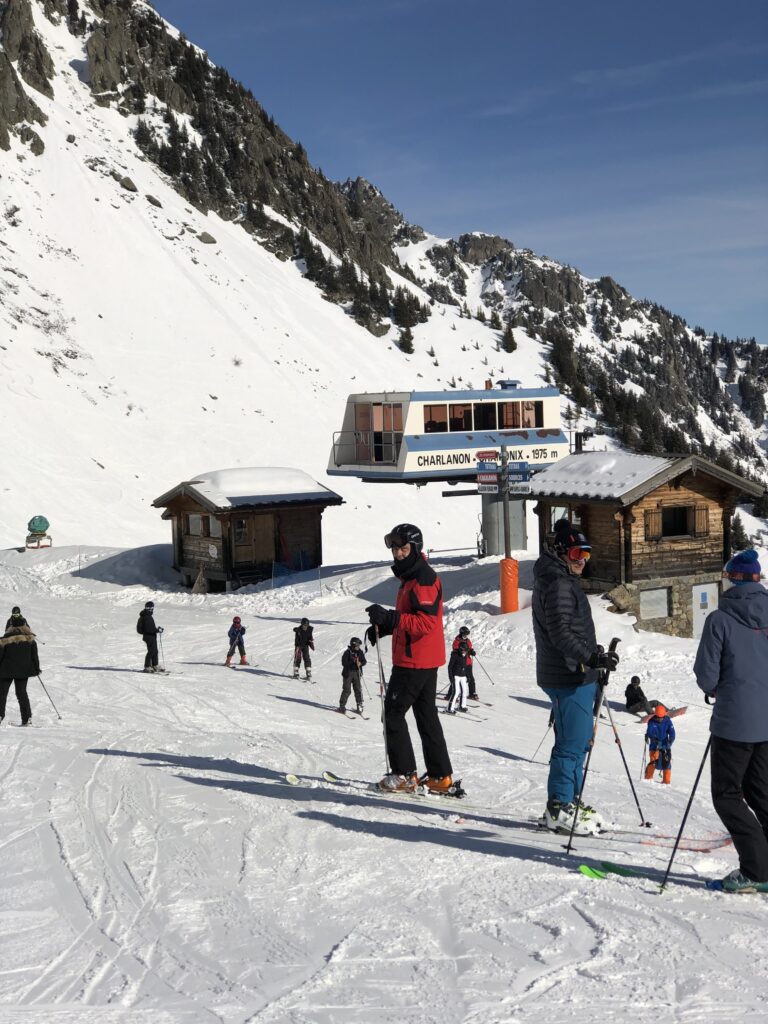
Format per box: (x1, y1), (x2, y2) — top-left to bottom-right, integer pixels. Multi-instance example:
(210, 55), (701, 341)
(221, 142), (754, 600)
(338, 637), (366, 714)
(226, 616), (248, 666)
(446, 626), (476, 711)
(293, 617), (314, 680)
(644, 703), (676, 784)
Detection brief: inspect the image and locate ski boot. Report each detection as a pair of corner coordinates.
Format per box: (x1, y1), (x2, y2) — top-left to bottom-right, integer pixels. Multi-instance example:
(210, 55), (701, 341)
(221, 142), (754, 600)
(293, 669), (299, 679)
(378, 772), (419, 792)
(335, 706), (346, 714)
(225, 656), (232, 667)
(305, 669), (312, 682)
(239, 656), (249, 665)
(356, 704), (364, 715)
(544, 801), (598, 836)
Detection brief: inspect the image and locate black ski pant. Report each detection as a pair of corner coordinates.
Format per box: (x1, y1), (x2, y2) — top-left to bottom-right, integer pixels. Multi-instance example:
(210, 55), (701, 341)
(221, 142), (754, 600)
(227, 639), (246, 658)
(143, 635), (159, 669)
(628, 699), (657, 716)
(711, 734), (768, 882)
(294, 646), (311, 670)
(0, 677), (31, 723)
(339, 671), (363, 709)
(384, 666), (452, 779)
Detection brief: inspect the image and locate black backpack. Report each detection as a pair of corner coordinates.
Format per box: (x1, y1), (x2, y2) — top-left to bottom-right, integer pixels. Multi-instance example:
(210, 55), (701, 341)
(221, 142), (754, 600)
(136, 615), (144, 635)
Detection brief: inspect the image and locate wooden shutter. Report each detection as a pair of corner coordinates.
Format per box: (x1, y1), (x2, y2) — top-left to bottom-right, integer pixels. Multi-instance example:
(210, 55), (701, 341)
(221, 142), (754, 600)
(645, 508), (662, 541)
(694, 505), (710, 538)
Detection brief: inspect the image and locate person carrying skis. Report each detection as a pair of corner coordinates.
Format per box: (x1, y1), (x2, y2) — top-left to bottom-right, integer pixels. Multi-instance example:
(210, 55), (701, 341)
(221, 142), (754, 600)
(644, 704), (675, 783)
(5, 606), (28, 630)
(137, 601), (164, 673)
(532, 519), (619, 835)
(338, 637), (366, 714)
(366, 522), (455, 794)
(625, 675), (657, 716)
(293, 618), (314, 680)
(446, 626), (474, 713)
(226, 616), (248, 666)
(0, 624), (39, 726)
(694, 548), (768, 893)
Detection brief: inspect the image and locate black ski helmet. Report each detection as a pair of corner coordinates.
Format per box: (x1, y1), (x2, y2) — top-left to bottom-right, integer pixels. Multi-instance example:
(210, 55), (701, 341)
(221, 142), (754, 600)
(384, 523), (423, 555)
(458, 626), (470, 637)
(350, 636), (362, 647)
(301, 617), (309, 627)
(551, 518), (590, 554)
(145, 601), (154, 609)
(11, 606), (20, 615)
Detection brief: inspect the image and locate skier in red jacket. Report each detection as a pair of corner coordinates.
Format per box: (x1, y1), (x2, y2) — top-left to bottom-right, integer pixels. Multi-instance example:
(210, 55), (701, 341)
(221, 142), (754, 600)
(366, 523), (454, 794)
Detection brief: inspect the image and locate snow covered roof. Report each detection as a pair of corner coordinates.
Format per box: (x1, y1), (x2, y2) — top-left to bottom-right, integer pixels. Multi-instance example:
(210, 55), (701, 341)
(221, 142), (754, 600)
(153, 468), (344, 512)
(529, 452), (764, 504)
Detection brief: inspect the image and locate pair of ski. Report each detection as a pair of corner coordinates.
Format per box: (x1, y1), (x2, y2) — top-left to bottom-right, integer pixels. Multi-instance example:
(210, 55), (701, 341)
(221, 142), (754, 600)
(580, 859), (762, 894)
(334, 707), (370, 720)
(285, 770), (466, 800)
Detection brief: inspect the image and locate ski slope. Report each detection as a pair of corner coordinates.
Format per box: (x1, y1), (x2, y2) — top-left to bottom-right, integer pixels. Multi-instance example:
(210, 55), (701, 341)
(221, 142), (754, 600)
(1, 544), (765, 1024)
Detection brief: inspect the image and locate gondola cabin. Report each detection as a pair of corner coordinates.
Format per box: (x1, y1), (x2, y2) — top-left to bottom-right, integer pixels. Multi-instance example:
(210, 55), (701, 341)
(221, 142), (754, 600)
(328, 380), (569, 483)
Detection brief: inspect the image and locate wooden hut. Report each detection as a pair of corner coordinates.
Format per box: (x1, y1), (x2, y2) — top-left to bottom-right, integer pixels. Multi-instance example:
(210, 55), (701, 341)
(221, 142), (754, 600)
(529, 451), (765, 638)
(153, 468), (343, 592)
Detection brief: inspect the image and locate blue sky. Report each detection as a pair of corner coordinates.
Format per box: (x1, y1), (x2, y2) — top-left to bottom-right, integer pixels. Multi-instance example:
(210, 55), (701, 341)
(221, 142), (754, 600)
(152, 0), (768, 342)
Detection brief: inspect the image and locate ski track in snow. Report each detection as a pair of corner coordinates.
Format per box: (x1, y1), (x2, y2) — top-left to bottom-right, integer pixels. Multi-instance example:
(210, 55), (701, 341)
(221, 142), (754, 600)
(2, 546), (768, 1024)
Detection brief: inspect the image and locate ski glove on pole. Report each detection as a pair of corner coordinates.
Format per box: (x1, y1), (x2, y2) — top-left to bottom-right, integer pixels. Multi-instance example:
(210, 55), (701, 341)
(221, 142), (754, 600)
(588, 646), (619, 672)
(366, 604), (399, 633)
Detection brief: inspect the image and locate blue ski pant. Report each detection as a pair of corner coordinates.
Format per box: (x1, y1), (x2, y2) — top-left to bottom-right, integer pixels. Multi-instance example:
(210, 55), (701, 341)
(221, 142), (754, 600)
(541, 681), (598, 806)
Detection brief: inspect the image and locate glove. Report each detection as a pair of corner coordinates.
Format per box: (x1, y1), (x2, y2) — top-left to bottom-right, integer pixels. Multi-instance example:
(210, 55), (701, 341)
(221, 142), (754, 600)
(366, 625), (377, 647)
(468, 649), (476, 658)
(157, 627), (164, 634)
(366, 604), (398, 634)
(588, 647), (619, 672)
(309, 641), (315, 650)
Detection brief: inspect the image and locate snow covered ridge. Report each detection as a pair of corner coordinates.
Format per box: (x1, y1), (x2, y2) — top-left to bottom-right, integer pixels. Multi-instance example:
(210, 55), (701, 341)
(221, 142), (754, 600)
(0, 0), (765, 558)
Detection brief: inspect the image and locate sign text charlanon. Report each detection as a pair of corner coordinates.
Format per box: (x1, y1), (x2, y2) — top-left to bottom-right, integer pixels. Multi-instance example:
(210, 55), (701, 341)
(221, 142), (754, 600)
(415, 453), (473, 467)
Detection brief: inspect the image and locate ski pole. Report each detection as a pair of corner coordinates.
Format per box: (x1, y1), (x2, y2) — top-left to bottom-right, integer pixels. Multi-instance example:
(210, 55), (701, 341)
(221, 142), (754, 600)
(374, 626), (391, 775)
(564, 637), (620, 855)
(531, 711), (554, 762)
(601, 697), (651, 827)
(360, 667), (374, 703)
(158, 632), (166, 671)
(281, 653), (294, 676)
(659, 736), (712, 892)
(472, 654), (496, 686)
(37, 674), (61, 720)
(641, 737), (648, 780)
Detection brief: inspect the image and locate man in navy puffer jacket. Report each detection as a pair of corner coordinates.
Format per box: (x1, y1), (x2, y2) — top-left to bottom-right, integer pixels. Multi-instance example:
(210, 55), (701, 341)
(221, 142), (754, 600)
(532, 519), (618, 835)
(694, 548), (768, 892)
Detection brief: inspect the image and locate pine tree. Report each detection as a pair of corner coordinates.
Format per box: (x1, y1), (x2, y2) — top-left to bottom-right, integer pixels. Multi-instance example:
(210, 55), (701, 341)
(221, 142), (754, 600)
(731, 512), (749, 552)
(398, 327), (414, 354)
(502, 324), (517, 354)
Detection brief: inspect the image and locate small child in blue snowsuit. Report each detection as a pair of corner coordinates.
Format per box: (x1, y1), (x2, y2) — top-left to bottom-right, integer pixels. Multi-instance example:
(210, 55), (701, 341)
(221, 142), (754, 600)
(226, 616), (248, 666)
(644, 703), (675, 784)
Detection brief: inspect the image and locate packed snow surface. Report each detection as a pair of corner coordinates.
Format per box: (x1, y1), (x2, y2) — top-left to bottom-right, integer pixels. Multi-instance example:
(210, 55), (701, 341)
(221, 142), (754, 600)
(1, 544), (766, 1024)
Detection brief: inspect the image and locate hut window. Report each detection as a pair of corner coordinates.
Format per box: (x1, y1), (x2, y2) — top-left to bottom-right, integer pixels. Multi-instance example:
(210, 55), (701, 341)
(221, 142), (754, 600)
(499, 401), (521, 429)
(187, 514), (202, 537)
(424, 404), (448, 433)
(449, 403), (472, 431)
(209, 518), (222, 539)
(522, 401), (544, 428)
(662, 506), (693, 537)
(473, 403), (497, 430)
(234, 519), (248, 544)
(694, 505), (710, 538)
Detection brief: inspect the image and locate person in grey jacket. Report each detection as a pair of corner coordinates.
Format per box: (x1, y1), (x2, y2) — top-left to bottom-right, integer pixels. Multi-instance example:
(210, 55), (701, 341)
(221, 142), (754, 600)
(694, 548), (768, 893)
(532, 519), (619, 835)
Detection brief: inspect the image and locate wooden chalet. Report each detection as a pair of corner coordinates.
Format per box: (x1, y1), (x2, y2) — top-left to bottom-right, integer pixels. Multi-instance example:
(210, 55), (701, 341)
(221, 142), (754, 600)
(152, 468), (344, 592)
(529, 451), (765, 638)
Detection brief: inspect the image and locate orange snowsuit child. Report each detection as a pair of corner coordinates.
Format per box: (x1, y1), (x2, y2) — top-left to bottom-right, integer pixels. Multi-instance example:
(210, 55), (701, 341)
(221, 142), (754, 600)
(644, 704), (676, 784)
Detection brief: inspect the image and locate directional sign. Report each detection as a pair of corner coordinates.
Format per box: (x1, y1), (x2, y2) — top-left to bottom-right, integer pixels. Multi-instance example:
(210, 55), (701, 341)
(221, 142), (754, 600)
(476, 461), (498, 472)
(507, 483), (532, 496)
(477, 483), (499, 494)
(507, 461), (530, 473)
(477, 472), (499, 484)
(475, 450), (498, 460)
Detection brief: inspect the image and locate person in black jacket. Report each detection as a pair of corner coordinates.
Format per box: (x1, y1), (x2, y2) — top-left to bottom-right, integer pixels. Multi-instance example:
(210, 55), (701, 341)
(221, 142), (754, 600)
(0, 625), (40, 725)
(137, 601), (164, 673)
(532, 519), (619, 835)
(625, 675), (657, 716)
(5, 606), (28, 630)
(338, 637), (367, 714)
(293, 618), (314, 680)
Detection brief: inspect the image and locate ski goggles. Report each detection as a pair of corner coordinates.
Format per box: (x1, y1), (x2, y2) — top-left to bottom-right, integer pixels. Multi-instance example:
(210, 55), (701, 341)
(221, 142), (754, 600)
(384, 532), (409, 550)
(566, 546), (591, 563)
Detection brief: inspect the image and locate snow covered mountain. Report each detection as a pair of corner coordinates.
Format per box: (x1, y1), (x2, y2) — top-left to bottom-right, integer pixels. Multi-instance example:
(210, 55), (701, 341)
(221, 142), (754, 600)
(1, 0), (765, 559)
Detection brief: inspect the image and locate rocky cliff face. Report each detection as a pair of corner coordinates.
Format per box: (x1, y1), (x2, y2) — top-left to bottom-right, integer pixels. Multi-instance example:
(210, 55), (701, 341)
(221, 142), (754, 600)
(1, 0), (765, 482)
